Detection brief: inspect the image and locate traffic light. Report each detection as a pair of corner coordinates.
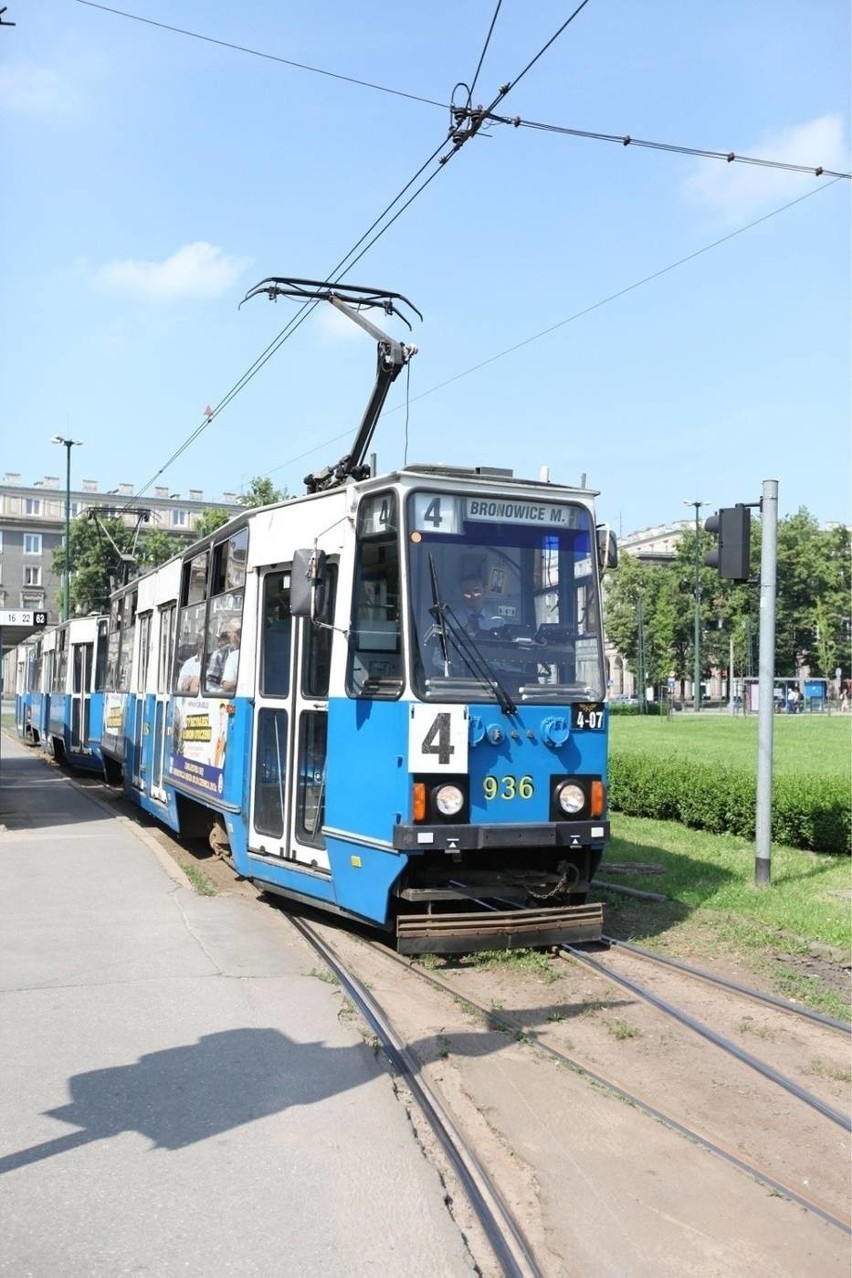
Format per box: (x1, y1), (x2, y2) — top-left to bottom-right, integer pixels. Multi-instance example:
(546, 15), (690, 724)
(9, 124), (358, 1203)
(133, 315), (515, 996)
(704, 505), (751, 580)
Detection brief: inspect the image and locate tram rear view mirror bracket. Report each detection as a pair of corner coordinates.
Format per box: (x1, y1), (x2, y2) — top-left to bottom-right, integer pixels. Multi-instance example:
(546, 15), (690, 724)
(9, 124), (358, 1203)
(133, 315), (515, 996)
(291, 548), (327, 619)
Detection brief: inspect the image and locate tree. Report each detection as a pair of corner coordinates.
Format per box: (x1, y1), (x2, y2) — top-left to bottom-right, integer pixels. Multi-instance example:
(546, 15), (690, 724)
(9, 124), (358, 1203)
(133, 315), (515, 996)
(138, 529), (178, 568)
(238, 476), (288, 508)
(605, 507), (851, 692)
(53, 515), (137, 615)
(193, 507), (231, 539)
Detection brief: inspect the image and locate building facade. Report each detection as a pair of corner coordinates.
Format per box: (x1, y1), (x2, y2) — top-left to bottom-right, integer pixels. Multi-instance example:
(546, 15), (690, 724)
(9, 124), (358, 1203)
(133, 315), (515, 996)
(0, 472), (242, 625)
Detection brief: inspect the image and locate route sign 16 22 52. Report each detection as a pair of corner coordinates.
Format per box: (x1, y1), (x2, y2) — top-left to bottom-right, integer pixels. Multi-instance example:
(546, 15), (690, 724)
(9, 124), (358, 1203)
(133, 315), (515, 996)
(0, 610), (48, 627)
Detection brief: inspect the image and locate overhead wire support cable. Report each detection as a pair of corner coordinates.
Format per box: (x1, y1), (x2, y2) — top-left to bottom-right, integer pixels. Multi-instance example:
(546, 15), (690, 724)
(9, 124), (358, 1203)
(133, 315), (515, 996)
(476, 111), (852, 180)
(467, 0), (504, 104)
(75, 0), (445, 108)
(124, 2), (597, 508)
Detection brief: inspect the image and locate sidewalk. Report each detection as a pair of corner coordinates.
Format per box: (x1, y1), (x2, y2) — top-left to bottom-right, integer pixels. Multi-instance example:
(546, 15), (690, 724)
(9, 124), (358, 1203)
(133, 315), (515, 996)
(0, 735), (471, 1276)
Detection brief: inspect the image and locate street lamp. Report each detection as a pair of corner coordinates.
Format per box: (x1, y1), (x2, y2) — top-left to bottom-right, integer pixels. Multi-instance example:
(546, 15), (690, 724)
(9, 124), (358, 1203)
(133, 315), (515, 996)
(683, 500), (708, 713)
(51, 435), (83, 621)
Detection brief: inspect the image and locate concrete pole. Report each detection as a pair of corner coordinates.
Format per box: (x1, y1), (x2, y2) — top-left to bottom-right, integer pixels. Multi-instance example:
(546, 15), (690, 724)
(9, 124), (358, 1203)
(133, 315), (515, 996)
(63, 443), (71, 622)
(729, 632), (735, 715)
(755, 479), (778, 886)
(684, 500), (707, 712)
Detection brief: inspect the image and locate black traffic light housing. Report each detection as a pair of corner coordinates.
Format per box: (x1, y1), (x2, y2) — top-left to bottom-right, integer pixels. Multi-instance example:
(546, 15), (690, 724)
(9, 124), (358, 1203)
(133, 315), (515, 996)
(704, 505), (751, 580)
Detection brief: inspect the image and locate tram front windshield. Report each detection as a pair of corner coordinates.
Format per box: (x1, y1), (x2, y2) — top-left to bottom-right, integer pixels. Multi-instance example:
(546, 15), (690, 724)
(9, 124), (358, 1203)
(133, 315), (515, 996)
(406, 490), (605, 703)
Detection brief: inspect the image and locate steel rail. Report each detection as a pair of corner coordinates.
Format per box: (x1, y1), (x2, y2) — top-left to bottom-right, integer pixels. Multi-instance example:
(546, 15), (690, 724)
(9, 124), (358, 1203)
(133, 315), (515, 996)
(564, 946), (851, 1133)
(288, 916), (543, 1278)
(358, 937), (851, 1237)
(602, 935), (851, 1033)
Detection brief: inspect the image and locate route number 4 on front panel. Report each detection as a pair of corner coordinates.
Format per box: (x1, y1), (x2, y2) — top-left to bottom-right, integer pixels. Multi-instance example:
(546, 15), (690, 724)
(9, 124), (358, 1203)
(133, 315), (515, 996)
(408, 705), (469, 773)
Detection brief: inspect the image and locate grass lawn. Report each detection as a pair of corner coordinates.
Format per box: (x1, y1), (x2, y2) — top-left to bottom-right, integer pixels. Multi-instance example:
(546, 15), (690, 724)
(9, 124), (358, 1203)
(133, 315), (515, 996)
(597, 814), (851, 1018)
(604, 714), (850, 1015)
(610, 711), (851, 777)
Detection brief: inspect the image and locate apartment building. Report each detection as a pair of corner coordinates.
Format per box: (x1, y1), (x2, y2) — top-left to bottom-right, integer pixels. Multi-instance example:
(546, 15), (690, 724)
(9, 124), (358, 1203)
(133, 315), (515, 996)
(0, 472), (243, 624)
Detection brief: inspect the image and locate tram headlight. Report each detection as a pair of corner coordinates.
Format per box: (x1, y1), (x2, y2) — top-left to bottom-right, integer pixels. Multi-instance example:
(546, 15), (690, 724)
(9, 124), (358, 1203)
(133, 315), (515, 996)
(433, 784), (465, 818)
(556, 782), (585, 815)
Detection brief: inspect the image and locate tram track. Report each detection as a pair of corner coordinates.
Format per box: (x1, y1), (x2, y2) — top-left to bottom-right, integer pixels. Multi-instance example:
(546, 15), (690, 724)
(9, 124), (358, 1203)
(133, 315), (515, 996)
(289, 916), (545, 1278)
(300, 921), (851, 1239)
(600, 935), (851, 1033)
(562, 944), (851, 1133)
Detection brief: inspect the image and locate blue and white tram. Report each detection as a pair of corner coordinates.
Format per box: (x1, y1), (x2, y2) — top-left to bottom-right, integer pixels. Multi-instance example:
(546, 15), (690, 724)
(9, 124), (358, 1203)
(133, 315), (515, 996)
(10, 280), (618, 951)
(13, 617), (108, 772)
(89, 460), (615, 952)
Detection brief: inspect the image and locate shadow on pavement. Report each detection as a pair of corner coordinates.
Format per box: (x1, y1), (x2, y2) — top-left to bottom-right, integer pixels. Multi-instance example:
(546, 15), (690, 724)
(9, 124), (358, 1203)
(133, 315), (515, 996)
(0, 1027), (373, 1175)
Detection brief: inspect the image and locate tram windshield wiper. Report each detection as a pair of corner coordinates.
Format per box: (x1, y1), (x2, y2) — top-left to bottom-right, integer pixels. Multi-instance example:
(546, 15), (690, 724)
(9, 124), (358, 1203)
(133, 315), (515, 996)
(426, 562), (516, 715)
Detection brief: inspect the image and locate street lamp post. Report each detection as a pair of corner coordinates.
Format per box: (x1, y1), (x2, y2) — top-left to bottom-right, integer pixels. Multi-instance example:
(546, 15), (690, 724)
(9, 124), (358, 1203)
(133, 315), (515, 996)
(51, 436), (83, 622)
(684, 500), (707, 713)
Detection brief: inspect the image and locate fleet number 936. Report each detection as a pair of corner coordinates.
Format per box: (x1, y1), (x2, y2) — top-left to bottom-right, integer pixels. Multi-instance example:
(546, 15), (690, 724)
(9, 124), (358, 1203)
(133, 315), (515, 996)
(483, 774), (535, 801)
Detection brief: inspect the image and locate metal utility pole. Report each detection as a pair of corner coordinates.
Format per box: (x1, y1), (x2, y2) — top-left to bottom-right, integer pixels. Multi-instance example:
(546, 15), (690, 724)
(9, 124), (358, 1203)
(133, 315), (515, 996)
(755, 479), (778, 886)
(51, 436), (83, 621)
(684, 500), (707, 712)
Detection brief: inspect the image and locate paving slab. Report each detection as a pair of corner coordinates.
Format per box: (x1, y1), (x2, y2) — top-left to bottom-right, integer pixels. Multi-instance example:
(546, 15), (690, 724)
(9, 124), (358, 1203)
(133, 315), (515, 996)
(0, 738), (473, 1276)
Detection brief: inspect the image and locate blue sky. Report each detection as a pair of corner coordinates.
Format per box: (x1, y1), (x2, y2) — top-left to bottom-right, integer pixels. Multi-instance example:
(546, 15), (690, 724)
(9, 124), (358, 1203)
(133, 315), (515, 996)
(2, 1), (849, 535)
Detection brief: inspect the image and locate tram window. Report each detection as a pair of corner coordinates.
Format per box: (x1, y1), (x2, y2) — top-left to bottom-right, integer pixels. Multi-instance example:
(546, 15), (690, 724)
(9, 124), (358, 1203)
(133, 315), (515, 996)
(260, 573), (291, 698)
(296, 711), (327, 847)
(349, 492), (402, 698)
(94, 620), (108, 691)
(176, 602), (206, 695)
(54, 631), (68, 692)
(211, 527), (247, 595)
(182, 551), (209, 607)
(137, 612), (152, 692)
(201, 529), (247, 696)
(158, 605), (176, 694)
(117, 590), (137, 692)
(303, 565), (337, 698)
(253, 708), (288, 838)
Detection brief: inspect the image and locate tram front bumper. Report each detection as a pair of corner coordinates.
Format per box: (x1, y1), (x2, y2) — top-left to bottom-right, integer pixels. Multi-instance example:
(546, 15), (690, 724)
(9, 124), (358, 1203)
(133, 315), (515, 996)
(391, 820), (609, 853)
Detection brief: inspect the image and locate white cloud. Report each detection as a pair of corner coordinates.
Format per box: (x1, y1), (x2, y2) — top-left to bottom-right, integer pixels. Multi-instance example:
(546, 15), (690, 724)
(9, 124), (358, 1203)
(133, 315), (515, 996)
(682, 115), (849, 222)
(93, 242), (251, 302)
(0, 64), (72, 113)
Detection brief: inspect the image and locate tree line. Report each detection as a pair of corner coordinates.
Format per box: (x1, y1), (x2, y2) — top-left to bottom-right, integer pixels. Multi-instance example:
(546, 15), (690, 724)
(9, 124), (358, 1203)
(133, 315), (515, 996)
(52, 477), (286, 616)
(604, 509), (851, 688)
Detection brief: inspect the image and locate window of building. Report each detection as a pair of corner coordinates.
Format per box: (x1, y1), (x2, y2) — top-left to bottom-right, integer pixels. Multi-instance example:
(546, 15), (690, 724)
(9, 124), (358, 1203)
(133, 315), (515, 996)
(68, 502), (80, 518)
(0, 532), (3, 552)
(24, 533), (42, 555)
(172, 509), (189, 527)
(25, 498), (41, 516)
(24, 566), (42, 586)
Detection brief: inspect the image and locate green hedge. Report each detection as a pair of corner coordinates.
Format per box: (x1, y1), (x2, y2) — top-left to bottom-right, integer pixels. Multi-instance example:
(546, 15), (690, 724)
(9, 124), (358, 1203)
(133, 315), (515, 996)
(608, 752), (851, 853)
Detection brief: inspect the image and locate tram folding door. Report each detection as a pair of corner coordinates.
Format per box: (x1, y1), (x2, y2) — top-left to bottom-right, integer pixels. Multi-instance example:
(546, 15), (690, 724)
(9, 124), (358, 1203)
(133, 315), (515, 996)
(70, 640), (93, 752)
(249, 567), (333, 872)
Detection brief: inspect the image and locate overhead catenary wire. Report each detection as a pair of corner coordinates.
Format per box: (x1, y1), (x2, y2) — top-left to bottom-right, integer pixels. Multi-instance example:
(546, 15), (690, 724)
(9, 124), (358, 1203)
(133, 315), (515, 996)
(478, 111), (852, 180)
(261, 176), (844, 481)
(125, 5), (597, 507)
(79, 3), (845, 184)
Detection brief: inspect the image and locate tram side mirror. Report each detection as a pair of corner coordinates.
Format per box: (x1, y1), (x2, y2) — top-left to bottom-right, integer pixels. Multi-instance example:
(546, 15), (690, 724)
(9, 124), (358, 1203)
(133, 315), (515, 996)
(596, 525), (618, 576)
(291, 548), (327, 619)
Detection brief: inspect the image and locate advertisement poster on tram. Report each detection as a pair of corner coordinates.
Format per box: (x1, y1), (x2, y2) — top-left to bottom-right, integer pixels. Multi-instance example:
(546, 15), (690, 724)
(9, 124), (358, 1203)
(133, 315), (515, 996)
(102, 692), (127, 759)
(168, 696), (231, 799)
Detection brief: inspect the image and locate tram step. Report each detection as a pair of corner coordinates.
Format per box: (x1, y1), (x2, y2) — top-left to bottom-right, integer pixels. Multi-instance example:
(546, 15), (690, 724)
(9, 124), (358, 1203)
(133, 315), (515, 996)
(396, 902), (603, 955)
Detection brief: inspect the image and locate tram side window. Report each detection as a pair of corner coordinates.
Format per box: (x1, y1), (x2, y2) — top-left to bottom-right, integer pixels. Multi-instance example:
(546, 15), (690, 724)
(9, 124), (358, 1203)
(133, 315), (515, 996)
(253, 708), (288, 838)
(176, 551), (209, 696)
(348, 492), (402, 698)
(54, 631), (68, 693)
(204, 529), (247, 696)
(117, 590), (138, 692)
(303, 565), (337, 699)
(260, 573), (291, 698)
(94, 620), (108, 691)
(105, 598), (121, 690)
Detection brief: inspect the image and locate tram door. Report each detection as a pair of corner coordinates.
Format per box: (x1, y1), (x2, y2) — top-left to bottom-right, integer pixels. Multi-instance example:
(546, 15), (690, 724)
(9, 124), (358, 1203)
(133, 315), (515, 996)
(131, 613), (151, 790)
(70, 641), (93, 752)
(151, 604), (175, 803)
(249, 567), (334, 873)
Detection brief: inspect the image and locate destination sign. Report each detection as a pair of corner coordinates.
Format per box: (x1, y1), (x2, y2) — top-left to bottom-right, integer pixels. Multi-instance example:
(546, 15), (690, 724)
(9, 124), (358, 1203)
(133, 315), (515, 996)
(465, 498), (584, 528)
(0, 610), (48, 627)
